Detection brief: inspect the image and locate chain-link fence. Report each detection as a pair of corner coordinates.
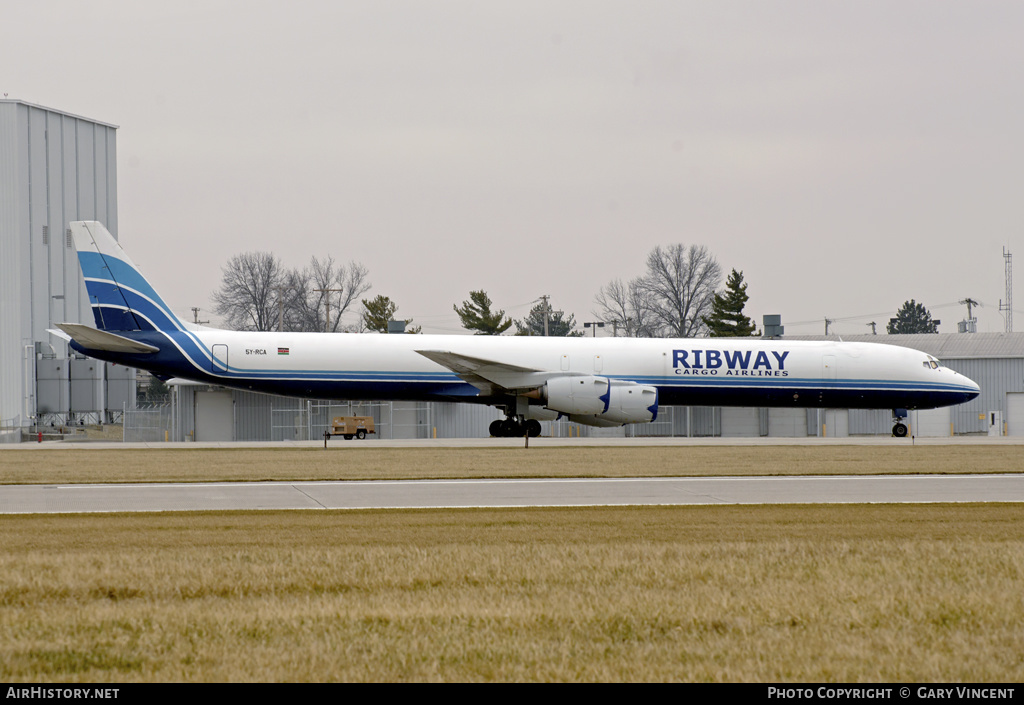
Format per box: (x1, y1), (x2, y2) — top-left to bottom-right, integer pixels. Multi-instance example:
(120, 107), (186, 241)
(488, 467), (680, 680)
(270, 400), (434, 441)
(123, 403), (173, 442)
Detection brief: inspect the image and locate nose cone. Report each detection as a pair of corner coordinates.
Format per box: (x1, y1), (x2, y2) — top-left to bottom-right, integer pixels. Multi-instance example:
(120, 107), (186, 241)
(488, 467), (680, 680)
(957, 371), (981, 402)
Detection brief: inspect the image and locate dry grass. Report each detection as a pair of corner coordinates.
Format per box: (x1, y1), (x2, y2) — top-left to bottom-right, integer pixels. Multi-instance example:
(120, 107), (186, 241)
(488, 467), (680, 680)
(3, 445), (1022, 681)
(2, 504), (1023, 682)
(3, 445), (1023, 485)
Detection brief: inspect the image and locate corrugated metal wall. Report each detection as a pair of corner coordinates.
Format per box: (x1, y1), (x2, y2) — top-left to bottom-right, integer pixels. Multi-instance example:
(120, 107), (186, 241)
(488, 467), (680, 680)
(152, 382), (1017, 442)
(0, 100), (123, 427)
(942, 358), (1024, 435)
(431, 402), (500, 439)
(0, 102), (26, 425)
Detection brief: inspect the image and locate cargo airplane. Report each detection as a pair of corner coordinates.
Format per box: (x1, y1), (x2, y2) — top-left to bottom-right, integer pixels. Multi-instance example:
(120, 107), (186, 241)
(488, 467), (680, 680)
(53, 221), (980, 438)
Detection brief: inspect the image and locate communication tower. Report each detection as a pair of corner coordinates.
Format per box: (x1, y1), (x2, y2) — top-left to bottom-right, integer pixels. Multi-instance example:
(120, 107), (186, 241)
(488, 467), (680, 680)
(1000, 249), (1013, 333)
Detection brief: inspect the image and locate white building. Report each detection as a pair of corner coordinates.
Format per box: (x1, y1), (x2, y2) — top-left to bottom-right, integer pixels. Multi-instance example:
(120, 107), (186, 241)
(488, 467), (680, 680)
(0, 100), (132, 440)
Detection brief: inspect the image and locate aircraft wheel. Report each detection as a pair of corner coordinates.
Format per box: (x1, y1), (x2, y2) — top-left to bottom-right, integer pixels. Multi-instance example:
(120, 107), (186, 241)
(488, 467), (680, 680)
(501, 418), (523, 437)
(356, 429), (366, 440)
(489, 419), (505, 437)
(525, 419), (542, 437)
(892, 423), (908, 438)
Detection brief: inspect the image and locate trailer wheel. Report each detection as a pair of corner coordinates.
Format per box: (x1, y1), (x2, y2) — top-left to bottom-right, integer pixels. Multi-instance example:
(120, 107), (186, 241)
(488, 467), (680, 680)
(343, 434), (353, 440)
(356, 429), (366, 440)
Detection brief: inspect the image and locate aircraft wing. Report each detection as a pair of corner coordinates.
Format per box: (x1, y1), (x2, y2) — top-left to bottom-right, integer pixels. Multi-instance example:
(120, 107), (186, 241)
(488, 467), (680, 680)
(415, 350), (557, 395)
(52, 323), (159, 354)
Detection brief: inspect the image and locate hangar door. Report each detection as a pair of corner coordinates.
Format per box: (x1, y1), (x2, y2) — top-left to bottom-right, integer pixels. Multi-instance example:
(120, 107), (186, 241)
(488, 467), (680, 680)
(721, 407), (760, 437)
(911, 407), (952, 437)
(1007, 393), (1024, 436)
(194, 391), (234, 442)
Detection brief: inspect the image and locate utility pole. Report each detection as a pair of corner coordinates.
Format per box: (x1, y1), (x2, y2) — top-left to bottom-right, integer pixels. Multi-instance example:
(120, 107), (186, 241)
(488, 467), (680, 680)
(191, 307), (209, 325)
(314, 288), (345, 332)
(866, 321), (877, 335)
(272, 286), (291, 332)
(960, 298), (978, 320)
(824, 317), (834, 336)
(959, 298), (979, 334)
(536, 294), (563, 336)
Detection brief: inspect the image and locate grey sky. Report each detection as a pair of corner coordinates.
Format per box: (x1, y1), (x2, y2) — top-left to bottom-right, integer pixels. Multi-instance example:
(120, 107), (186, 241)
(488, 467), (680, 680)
(6, 1), (1023, 335)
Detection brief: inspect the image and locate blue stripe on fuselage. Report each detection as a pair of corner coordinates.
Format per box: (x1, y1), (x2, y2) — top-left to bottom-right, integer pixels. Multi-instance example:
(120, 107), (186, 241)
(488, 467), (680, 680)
(72, 328), (976, 411)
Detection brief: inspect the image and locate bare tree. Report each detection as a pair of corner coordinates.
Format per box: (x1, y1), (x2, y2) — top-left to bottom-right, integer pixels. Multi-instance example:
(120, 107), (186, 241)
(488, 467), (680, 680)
(639, 244), (722, 337)
(285, 256), (371, 332)
(212, 252), (287, 331)
(593, 244), (722, 338)
(593, 277), (659, 337)
(213, 252), (370, 332)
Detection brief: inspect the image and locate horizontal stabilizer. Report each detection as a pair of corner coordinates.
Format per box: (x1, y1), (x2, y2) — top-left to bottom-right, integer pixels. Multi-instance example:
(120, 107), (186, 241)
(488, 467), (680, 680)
(54, 323), (159, 354)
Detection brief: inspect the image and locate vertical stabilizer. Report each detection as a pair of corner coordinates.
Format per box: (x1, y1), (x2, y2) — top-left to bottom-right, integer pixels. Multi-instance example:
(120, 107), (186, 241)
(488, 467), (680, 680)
(71, 221), (184, 333)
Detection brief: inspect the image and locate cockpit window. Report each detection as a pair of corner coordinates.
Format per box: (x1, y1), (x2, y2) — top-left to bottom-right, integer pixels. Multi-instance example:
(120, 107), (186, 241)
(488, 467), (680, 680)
(922, 356), (941, 370)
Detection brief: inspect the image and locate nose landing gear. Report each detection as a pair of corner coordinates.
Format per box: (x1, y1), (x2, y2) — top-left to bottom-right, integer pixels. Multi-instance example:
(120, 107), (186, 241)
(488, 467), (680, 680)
(892, 408), (909, 437)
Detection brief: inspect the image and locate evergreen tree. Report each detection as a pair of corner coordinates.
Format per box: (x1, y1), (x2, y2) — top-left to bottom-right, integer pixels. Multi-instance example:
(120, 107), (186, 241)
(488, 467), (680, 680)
(702, 269), (757, 337)
(362, 295), (421, 334)
(138, 375), (169, 404)
(514, 301), (582, 336)
(887, 300), (939, 334)
(453, 290), (512, 335)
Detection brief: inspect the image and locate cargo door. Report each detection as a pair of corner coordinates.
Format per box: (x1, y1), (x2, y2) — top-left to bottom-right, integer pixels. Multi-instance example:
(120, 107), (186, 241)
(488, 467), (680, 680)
(212, 344), (229, 374)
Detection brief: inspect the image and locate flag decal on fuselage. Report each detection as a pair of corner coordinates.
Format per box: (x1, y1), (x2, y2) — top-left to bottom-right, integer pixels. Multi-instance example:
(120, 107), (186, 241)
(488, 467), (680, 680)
(278, 347), (290, 355)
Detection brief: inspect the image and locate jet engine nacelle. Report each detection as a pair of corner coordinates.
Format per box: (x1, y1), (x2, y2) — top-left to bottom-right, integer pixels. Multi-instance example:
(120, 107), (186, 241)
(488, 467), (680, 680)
(542, 375), (658, 427)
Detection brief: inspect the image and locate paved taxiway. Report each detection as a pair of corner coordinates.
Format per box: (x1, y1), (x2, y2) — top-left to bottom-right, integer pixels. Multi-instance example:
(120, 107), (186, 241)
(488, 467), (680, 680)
(4, 436), (1023, 514)
(2, 474), (1023, 514)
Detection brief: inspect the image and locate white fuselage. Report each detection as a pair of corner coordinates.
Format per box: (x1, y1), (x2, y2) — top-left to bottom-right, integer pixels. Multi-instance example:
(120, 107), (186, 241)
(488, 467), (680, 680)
(132, 328), (979, 412)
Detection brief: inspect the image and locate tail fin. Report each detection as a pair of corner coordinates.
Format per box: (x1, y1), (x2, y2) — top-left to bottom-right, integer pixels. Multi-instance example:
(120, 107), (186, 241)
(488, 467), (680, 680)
(71, 221), (185, 332)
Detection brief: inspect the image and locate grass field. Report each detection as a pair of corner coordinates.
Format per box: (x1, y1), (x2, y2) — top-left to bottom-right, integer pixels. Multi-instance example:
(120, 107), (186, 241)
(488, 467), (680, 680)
(2, 445), (1022, 682)
(3, 444), (1024, 485)
(2, 504), (1023, 682)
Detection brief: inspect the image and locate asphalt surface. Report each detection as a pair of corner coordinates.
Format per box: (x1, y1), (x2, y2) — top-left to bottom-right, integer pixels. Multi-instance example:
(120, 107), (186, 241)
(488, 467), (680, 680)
(4, 436), (1023, 514)
(2, 473), (1023, 514)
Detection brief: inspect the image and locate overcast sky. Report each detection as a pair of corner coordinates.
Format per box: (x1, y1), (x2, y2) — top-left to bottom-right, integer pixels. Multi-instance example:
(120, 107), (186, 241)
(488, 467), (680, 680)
(6, 1), (1024, 335)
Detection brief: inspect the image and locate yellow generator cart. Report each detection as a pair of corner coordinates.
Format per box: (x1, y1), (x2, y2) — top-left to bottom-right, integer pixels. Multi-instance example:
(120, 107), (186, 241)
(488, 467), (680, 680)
(330, 416), (375, 440)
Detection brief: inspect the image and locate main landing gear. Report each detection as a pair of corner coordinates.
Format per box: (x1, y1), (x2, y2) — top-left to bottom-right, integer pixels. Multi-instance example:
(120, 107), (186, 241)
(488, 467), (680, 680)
(892, 408), (909, 438)
(489, 416), (542, 438)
